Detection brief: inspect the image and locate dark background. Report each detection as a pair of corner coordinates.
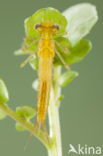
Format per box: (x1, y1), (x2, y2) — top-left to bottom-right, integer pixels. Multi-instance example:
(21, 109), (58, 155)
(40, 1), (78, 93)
(0, 0), (103, 155)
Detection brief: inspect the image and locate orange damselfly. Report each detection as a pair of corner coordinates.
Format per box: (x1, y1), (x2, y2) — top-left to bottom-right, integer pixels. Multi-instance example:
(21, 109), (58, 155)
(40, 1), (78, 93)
(21, 20), (69, 144)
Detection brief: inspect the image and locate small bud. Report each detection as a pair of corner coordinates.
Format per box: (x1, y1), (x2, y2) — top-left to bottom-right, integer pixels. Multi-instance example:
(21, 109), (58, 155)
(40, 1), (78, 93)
(0, 78), (9, 103)
(16, 106), (36, 120)
(0, 104), (7, 120)
(16, 123), (26, 131)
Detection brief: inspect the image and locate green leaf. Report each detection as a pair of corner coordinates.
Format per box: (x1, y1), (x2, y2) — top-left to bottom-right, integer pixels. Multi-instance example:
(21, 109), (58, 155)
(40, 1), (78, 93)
(58, 95), (64, 101)
(54, 39), (92, 66)
(0, 78), (9, 103)
(63, 3), (98, 45)
(67, 39), (92, 64)
(16, 106), (36, 120)
(0, 104), (7, 120)
(59, 71), (79, 87)
(25, 8), (67, 38)
(32, 79), (38, 91)
(15, 123), (26, 131)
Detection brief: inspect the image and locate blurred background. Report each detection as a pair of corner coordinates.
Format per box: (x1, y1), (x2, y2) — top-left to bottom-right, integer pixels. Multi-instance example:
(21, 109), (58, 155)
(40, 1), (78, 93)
(0, 0), (103, 156)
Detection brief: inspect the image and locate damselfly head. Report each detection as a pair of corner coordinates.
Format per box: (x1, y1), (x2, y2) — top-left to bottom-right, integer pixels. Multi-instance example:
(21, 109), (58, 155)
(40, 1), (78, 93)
(34, 21), (60, 35)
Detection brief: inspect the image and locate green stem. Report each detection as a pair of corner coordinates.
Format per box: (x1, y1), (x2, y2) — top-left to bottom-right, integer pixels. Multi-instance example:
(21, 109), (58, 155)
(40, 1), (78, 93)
(0, 103), (50, 149)
(48, 66), (62, 156)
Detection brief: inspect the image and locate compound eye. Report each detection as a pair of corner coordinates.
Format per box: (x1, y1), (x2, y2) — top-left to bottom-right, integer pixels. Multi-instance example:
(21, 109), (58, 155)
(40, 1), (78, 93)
(53, 24), (60, 30)
(34, 24), (42, 29)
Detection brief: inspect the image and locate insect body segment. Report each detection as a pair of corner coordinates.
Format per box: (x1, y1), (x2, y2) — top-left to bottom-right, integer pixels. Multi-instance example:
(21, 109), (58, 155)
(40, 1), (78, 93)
(37, 37), (55, 124)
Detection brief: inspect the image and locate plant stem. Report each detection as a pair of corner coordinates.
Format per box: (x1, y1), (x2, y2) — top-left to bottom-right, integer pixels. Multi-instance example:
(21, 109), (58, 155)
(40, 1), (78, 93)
(48, 66), (62, 156)
(0, 103), (50, 149)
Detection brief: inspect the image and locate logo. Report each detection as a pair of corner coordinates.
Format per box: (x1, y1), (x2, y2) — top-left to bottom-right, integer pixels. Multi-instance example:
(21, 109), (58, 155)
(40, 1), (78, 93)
(68, 144), (102, 155)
